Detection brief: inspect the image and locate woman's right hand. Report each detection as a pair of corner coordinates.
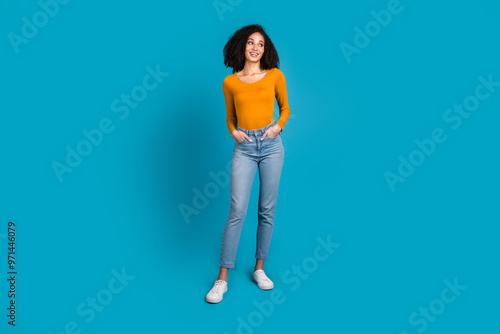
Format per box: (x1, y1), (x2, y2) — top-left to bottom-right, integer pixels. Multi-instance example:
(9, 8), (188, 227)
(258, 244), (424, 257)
(231, 129), (252, 143)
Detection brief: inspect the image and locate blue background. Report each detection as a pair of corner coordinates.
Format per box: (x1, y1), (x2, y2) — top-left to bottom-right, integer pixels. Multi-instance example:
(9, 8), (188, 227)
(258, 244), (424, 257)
(1, 0), (499, 333)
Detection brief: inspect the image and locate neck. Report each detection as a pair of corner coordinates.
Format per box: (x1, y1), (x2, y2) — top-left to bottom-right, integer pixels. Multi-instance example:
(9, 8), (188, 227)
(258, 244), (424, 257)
(241, 62), (264, 74)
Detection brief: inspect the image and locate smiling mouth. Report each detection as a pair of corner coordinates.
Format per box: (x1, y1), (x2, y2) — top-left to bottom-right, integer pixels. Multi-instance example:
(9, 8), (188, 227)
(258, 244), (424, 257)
(250, 52), (259, 57)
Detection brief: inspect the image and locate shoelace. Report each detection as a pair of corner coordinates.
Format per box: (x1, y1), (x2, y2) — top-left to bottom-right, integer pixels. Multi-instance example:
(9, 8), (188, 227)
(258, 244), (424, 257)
(212, 280), (225, 294)
(255, 271), (270, 281)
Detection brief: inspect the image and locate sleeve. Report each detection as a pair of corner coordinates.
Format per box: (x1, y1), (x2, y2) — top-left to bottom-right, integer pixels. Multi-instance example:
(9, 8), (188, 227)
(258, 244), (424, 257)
(275, 70), (291, 133)
(223, 77), (237, 135)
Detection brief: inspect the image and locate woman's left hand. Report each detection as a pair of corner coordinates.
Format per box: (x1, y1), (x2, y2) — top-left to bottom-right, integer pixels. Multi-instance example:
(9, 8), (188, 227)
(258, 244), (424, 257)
(261, 124), (281, 140)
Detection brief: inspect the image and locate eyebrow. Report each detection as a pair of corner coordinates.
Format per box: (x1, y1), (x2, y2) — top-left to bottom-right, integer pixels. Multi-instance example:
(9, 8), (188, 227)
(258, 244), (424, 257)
(248, 38), (264, 43)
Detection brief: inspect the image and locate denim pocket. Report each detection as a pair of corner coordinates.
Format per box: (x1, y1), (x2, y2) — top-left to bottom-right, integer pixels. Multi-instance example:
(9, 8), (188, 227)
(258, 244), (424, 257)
(267, 133), (280, 139)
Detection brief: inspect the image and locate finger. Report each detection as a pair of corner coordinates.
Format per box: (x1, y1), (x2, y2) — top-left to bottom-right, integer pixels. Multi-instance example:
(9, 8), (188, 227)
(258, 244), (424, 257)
(245, 134), (252, 142)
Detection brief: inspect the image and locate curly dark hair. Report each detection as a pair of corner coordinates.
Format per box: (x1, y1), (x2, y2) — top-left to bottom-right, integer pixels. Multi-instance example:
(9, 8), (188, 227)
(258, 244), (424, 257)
(223, 24), (280, 74)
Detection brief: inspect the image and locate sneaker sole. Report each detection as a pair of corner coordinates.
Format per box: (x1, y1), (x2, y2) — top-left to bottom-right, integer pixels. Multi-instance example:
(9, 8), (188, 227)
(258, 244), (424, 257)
(206, 285), (228, 303)
(253, 276), (274, 290)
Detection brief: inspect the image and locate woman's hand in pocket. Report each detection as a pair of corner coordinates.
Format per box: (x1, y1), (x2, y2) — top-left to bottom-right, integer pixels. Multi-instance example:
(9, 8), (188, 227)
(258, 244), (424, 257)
(261, 124), (281, 140)
(231, 129), (252, 143)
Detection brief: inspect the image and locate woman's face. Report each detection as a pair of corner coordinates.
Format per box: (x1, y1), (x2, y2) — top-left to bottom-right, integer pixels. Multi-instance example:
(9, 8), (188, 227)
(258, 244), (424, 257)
(244, 32), (265, 64)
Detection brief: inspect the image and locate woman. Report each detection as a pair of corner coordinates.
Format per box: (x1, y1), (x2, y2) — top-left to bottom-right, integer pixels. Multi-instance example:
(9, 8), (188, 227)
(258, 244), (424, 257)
(206, 24), (291, 303)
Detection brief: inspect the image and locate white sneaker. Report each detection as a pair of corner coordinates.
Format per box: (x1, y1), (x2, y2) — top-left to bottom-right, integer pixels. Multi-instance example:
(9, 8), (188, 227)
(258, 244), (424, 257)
(253, 269), (274, 290)
(206, 280), (228, 303)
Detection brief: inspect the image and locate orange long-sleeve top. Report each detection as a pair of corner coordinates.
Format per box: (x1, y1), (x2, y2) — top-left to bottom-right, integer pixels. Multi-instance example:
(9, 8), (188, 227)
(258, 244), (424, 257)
(223, 67), (291, 134)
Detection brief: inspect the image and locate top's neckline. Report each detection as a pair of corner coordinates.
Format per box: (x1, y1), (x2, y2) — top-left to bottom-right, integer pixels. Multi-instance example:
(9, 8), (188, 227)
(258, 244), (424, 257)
(234, 68), (272, 84)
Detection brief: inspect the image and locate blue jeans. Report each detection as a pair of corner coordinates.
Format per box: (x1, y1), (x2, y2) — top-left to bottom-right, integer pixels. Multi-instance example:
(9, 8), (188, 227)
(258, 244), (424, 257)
(219, 120), (285, 268)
